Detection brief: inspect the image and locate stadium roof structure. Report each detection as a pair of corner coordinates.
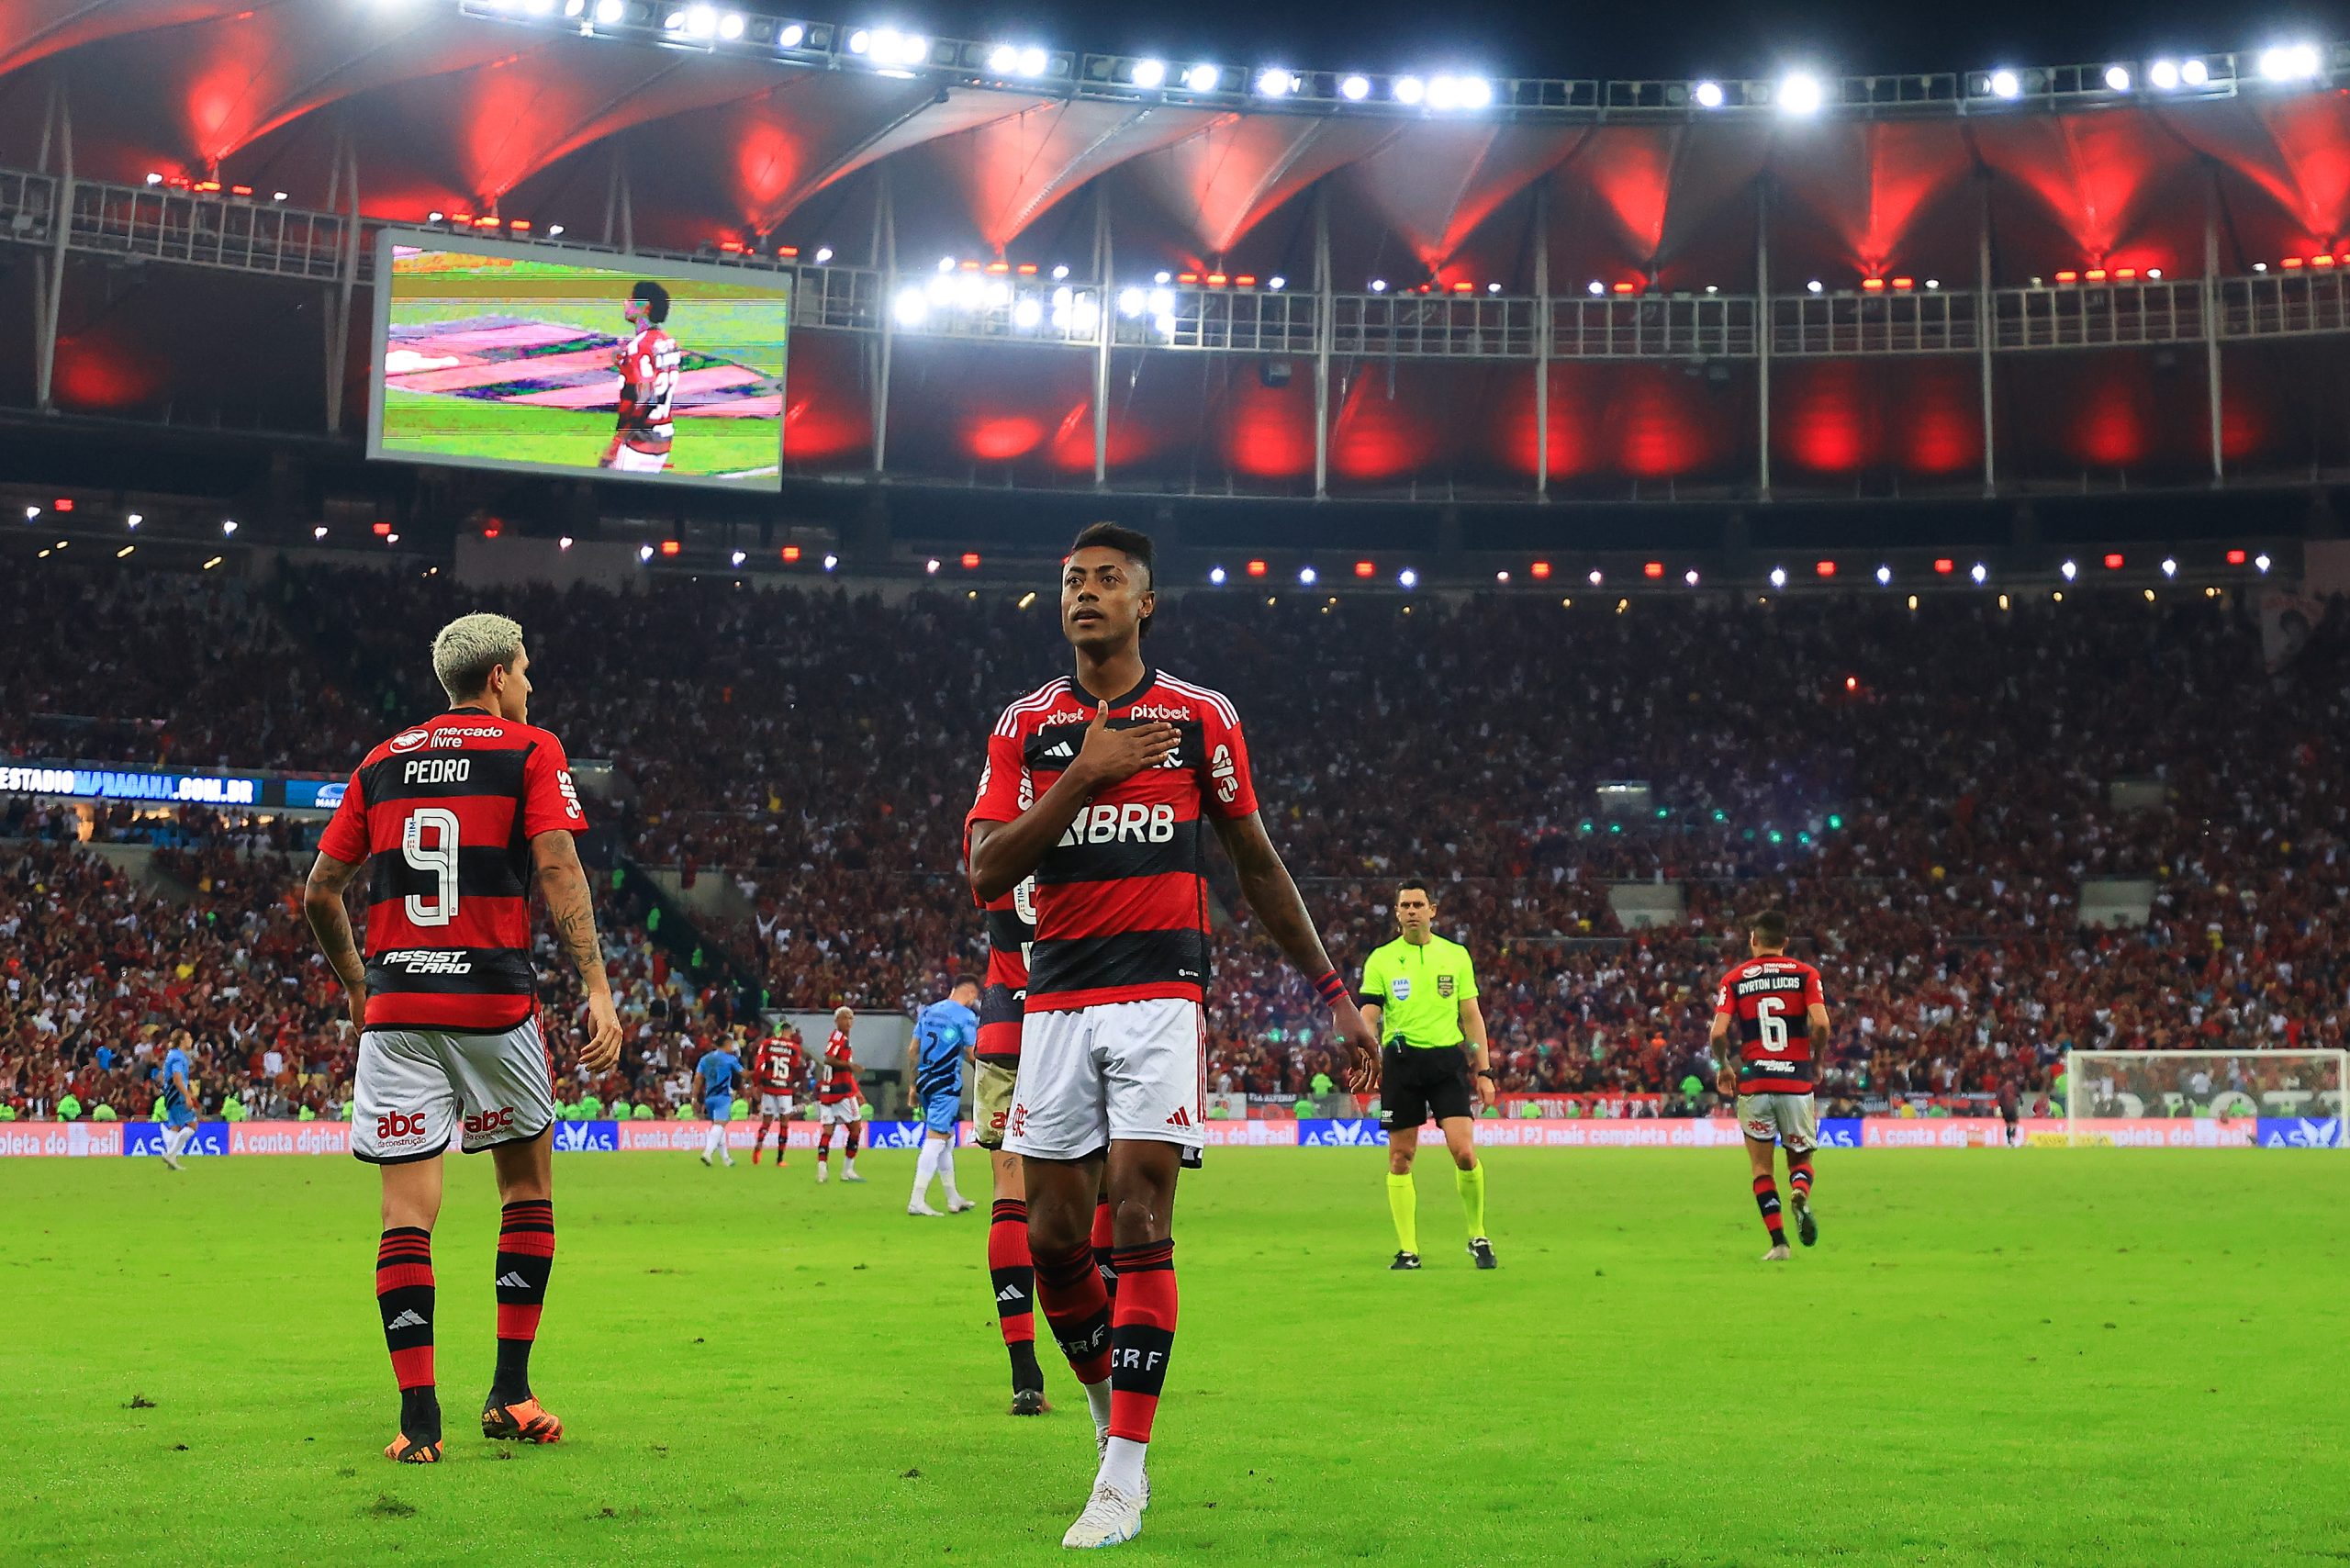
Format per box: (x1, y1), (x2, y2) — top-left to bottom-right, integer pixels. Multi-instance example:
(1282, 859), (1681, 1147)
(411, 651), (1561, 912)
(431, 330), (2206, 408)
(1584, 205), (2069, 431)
(3, 0), (2350, 505)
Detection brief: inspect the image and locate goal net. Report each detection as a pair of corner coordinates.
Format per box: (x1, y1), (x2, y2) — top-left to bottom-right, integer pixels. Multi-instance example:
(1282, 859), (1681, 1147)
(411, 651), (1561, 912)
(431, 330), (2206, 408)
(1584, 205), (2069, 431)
(2063, 1049), (2347, 1148)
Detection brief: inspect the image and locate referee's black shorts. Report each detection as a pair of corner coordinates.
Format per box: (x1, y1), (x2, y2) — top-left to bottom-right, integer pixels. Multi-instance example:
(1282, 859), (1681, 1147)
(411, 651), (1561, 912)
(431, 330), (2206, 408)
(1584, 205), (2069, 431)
(1378, 1043), (1472, 1130)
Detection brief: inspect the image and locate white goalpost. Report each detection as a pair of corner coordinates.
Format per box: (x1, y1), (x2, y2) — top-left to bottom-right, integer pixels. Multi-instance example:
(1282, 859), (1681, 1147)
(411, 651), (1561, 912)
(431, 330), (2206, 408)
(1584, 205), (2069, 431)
(2063, 1048), (2348, 1148)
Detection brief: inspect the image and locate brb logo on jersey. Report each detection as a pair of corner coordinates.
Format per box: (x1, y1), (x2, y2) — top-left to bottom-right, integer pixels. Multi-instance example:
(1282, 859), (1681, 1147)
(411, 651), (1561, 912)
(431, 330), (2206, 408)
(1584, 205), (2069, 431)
(1060, 801), (1178, 846)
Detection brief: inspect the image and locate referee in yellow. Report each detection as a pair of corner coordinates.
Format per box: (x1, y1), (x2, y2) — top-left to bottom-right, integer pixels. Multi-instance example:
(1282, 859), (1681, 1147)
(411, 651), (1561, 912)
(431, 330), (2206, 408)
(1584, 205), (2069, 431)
(1358, 880), (1497, 1271)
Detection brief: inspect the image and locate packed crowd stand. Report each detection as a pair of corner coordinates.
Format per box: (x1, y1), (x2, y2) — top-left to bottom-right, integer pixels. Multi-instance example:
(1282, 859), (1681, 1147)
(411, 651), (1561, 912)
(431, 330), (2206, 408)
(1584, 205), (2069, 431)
(3, 557), (2344, 1122)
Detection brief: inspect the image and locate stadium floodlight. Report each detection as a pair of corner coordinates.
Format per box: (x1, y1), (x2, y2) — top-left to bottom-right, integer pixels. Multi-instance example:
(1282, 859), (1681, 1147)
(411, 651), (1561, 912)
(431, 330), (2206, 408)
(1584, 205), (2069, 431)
(1153, 312), (1177, 338)
(1874, 565), (1892, 585)
(731, 549), (747, 566)
(2162, 557), (2177, 577)
(428, 210), (445, 223)
(987, 43), (1017, 72)
(1117, 287), (1146, 317)
(1769, 566), (1787, 588)
(1684, 568), (1700, 586)
(1012, 297), (1043, 330)
(1147, 287), (1174, 315)
(313, 526), (328, 540)
(1398, 568), (1417, 588)
(718, 10), (744, 39)
(1020, 44), (1048, 74)
(1778, 72), (1823, 115)
(1257, 68), (1294, 96)
(1587, 568), (1603, 586)
(1051, 263), (1069, 280)
(681, 6), (715, 39)
(1393, 74), (1426, 105)
(1971, 562), (1989, 584)
(1586, 280), (1606, 296)
(822, 554), (838, 570)
(221, 520), (238, 536)
(127, 513), (141, 528)
(1131, 58), (1166, 88)
(2181, 58), (2210, 86)
(2260, 43), (2322, 82)
(812, 246), (833, 263)
(1298, 566), (1317, 585)
(776, 20), (804, 46)
(1369, 279), (1387, 293)
(595, 0), (623, 19)
(1268, 276), (1286, 290)
(1209, 566), (1227, 585)
(892, 286), (929, 326)
(2148, 58), (2180, 89)
(1460, 77), (1494, 108)
(1988, 68), (2020, 98)
(1694, 79), (1725, 107)
(2104, 63), (2132, 91)
(638, 544), (655, 562)
(1184, 62), (1221, 91)
(845, 28), (868, 53)
(1488, 283), (1503, 294)
(21, 505), (37, 521)
(925, 558), (941, 574)
(559, 536), (574, 550)
(1427, 74), (1460, 109)
(1807, 279), (1824, 294)
(1154, 270), (1172, 285)
(1339, 73), (1371, 100)
(1494, 570), (1511, 584)
(2061, 559), (2077, 580)
(2255, 553), (2273, 573)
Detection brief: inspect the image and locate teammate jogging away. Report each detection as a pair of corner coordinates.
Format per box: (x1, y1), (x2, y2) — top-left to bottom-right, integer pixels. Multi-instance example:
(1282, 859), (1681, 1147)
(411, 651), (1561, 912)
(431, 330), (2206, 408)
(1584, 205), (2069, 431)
(696, 1036), (743, 1167)
(966, 521), (1380, 1550)
(906, 979), (980, 1216)
(1711, 909), (1830, 1261)
(750, 1025), (803, 1167)
(301, 611), (624, 1463)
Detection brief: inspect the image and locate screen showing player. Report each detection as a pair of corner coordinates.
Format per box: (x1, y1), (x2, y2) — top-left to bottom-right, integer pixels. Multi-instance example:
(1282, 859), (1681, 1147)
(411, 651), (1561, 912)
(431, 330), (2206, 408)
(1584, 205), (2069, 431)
(368, 230), (789, 489)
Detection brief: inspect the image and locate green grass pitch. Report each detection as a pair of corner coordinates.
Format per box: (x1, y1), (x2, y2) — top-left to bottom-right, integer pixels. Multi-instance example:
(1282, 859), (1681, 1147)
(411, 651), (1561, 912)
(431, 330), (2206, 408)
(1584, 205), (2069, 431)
(5, 1149), (2344, 1565)
(377, 389), (782, 480)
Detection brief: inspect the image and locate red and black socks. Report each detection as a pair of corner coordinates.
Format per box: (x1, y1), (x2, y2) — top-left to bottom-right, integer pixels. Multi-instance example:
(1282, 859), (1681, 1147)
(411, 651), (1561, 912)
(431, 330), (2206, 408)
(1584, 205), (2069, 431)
(1752, 1175), (1786, 1245)
(1032, 1238), (1113, 1386)
(1787, 1157), (1814, 1205)
(1105, 1240), (1176, 1446)
(376, 1226), (438, 1438)
(491, 1199), (555, 1404)
(990, 1198), (1042, 1391)
(1091, 1197), (1119, 1305)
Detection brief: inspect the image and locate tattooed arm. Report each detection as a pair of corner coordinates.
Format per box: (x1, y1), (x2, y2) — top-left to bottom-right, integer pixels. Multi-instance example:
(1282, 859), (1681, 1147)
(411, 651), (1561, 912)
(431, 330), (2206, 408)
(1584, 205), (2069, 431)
(303, 852), (371, 1036)
(532, 829), (624, 1073)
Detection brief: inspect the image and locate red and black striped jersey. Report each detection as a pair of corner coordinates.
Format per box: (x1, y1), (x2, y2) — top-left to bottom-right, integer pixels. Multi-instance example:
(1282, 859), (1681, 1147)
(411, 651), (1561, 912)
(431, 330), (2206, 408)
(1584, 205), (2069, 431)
(965, 669), (1257, 1014)
(818, 1030), (859, 1103)
(615, 326), (679, 454)
(751, 1036), (803, 1095)
(1714, 957), (1828, 1094)
(972, 877), (1035, 1066)
(317, 707), (587, 1032)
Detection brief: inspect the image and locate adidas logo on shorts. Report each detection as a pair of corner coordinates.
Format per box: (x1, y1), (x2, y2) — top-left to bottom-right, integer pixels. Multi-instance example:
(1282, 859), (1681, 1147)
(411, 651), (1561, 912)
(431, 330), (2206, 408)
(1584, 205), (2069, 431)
(386, 1310), (428, 1331)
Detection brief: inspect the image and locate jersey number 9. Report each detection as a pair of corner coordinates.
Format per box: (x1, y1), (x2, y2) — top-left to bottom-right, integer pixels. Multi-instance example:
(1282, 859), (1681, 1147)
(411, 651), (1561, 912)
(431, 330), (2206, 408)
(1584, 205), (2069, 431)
(401, 806), (463, 928)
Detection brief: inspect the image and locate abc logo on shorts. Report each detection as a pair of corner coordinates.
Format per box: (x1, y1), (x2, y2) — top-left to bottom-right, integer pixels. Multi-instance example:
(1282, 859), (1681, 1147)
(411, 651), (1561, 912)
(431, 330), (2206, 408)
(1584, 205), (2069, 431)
(376, 1111), (430, 1141)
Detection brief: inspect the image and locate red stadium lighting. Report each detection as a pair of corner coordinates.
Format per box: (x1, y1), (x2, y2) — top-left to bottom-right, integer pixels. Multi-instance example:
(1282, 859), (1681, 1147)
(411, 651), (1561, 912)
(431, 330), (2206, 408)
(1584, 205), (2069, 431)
(1450, 281), (1473, 293)
(53, 499), (73, 513)
(372, 521), (393, 537)
(1529, 561), (1551, 579)
(2103, 553), (2125, 569)
(720, 240), (745, 252)
(194, 180), (221, 193)
(482, 523), (500, 539)
(473, 217), (499, 229)
(1642, 561), (1664, 578)
(1892, 277), (1915, 290)
(2226, 549), (2248, 565)
(229, 185), (253, 197)
(1933, 557), (1955, 574)
(2113, 266), (2135, 280)
(960, 552), (982, 569)
(1353, 560), (1375, 578)
(1246, 559), (1268, 577)
(1178, 272), (1200, 285)
(1611, 281), (1637, 294)
(659, 540), (681, 556)
(1861, 277), (1885, 292)
(1844, 676), (1858, 692)
(2282, 256), (2306, 270)
(509, 219), (531, 232)
(1016, 263), (1038, 275)
(960, 260), (981, 271)
(781, 545), (802, 563)
(2314, 254), (2339, 269)
(986, 261), (1011, 274)
(1205, 273), (1228, 286)
(1815, 560), (1838, 577)
(776, 244), (799, 258)
(2053, 270), (2078, 284)
(2085, 268), (2108, 282)
(1234, 274), (1258, 286)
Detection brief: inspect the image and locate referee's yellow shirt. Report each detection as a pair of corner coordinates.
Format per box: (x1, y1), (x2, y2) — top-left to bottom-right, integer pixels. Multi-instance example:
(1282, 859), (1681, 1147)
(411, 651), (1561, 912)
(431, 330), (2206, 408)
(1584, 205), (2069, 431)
(1359, 934), (1478, 1049)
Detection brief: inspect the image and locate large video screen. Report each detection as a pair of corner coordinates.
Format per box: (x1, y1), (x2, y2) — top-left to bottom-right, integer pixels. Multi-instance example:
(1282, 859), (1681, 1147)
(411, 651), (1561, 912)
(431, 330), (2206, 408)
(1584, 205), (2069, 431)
(368, 230), (789, 488)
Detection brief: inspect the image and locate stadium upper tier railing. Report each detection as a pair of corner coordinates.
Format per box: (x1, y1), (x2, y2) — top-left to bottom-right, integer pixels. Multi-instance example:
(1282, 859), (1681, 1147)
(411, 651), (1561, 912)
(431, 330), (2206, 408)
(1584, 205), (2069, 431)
(6, 165), (2349, 359)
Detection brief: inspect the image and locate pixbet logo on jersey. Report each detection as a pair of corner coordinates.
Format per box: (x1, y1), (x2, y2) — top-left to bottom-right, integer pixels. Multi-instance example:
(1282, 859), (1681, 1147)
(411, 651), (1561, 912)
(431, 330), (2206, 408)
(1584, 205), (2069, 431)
(1059, 801), (1177, 846)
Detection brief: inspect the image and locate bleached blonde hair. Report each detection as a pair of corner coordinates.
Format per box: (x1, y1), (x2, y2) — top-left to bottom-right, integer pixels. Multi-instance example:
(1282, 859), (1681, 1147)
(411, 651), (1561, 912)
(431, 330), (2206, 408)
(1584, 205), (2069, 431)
(431, 612), (524, 701)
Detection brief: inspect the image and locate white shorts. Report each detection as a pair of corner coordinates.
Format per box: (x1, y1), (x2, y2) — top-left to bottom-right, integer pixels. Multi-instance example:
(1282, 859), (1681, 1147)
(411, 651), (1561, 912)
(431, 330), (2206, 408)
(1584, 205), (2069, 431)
(1005, 998), (1204, 1160)
(758, 1094), (795, 1117)
(817, 1097), (862, 1126)
(1739, 1092), (1819, 1155)
(353, 1018), (554, 1163)
(607, 443), (668, 474)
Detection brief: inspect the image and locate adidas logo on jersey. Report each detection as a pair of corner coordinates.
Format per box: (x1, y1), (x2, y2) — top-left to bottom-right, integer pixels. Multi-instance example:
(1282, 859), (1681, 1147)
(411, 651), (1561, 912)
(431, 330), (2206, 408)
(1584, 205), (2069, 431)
(496, 1271), (532, 1290)
(386, 1310), (429, 1331)
(1039, 740), (1076, 763)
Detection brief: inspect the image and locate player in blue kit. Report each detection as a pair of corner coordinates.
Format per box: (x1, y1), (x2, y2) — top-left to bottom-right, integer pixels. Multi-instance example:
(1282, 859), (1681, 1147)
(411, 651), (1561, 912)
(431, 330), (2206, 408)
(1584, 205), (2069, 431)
(153, 1027), (199, 1170)
(906, 978), (981, 1217)
(696, 1039), (742, 1169)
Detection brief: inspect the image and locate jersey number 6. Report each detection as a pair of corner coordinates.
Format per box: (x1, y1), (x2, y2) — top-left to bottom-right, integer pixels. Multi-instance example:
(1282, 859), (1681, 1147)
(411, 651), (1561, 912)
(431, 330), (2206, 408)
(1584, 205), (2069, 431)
(401, 806), (463, 929)
(1753, 995), (1790, 1052)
